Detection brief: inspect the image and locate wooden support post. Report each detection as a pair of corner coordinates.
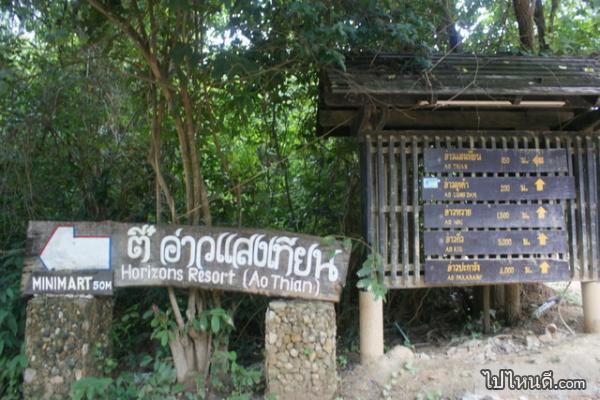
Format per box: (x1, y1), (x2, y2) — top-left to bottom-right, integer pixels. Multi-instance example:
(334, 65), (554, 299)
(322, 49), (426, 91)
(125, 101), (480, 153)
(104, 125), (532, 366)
(483, 285), (491, 334)
(492, 284), (505, 312)
(505, 284), (521, 325)
(359, 290), (384, 364)
(582, 281), (600, 333)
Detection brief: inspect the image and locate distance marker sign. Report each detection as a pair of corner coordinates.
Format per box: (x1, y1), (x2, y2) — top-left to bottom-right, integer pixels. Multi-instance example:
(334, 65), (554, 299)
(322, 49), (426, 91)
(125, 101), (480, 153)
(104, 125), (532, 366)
(424, 259), (570, 284)
(424, 204), (565, 229)
(424, 230), (568, 256)
(22, 221), (351, 302)
(422, 147), (573, 285)
(424, 149), (569, 173)
(422, 176), (575, 201)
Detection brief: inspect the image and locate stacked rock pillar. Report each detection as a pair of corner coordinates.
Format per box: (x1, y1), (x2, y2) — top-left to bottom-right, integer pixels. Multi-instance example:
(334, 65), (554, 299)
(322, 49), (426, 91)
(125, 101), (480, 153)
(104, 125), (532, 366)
(23, 295), (112, 400)
(265, 300), (337, 400)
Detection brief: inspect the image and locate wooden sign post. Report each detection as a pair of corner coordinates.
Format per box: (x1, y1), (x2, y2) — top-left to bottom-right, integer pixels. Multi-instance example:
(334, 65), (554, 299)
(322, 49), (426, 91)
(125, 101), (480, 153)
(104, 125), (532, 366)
(23, 221), (351, 302)
(22, 221), (351, 399)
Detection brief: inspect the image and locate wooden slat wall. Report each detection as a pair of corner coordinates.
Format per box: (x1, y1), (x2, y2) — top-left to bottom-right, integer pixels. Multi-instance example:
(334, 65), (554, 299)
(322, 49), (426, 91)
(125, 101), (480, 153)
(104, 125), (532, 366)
(362, 131), (600, 289)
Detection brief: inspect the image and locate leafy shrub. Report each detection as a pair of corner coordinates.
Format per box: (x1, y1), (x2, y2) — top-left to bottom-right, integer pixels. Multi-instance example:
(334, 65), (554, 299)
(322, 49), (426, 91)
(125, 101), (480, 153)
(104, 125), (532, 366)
(0, 246), (27, 400)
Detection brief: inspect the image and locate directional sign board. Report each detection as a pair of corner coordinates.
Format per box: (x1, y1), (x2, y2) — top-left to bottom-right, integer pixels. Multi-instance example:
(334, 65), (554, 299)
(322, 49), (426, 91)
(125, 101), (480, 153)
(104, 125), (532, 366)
(424, 149), (569, 173)
(422, 176), (575, 201)
(424, 204), (565, 228)
(22, 221), (351, 302)
(422, 147), (573, 285)
(424, 230), (568, 255)
(424, 259), (570, 284)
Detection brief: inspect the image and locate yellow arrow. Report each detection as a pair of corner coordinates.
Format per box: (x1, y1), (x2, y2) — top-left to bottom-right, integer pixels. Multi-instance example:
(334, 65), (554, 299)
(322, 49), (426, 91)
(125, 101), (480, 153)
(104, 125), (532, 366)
(537, 232), (548, 246)
(539, 261), (550, 274)
(536, 206), (547, 219)
(534, 178), (545, 192)
(532, 155), (544, 166)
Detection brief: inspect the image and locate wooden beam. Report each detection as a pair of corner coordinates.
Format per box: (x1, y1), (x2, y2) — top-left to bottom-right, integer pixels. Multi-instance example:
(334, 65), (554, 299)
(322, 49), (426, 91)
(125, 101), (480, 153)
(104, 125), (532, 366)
(319, 109), (575, 133)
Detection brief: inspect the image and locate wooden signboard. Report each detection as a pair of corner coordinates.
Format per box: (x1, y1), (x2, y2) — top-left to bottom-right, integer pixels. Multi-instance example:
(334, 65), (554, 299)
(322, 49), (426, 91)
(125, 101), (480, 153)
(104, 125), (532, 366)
(424, 230), (568, 255)
(422, 147), (573, 285)
(422, 176), (576, 201)
(424, 259), (570, 284)
(22, 221), (351, 302)
(424, 149), (569, 173)
(424, 204), (565, 228)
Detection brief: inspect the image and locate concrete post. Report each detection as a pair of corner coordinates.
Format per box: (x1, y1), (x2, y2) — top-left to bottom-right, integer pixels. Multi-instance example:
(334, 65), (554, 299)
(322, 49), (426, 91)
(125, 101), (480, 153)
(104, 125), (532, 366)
(359, 290), (384, 364)
(582, 281), (600, 333)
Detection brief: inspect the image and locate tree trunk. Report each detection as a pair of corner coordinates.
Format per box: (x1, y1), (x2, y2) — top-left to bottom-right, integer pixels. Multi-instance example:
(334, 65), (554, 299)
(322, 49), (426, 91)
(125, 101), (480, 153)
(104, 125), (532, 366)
(441, 0), (462, 52)
(533, 0), (548, 51)
(513, 0), (535, 51)
(86, 1), (217, 389)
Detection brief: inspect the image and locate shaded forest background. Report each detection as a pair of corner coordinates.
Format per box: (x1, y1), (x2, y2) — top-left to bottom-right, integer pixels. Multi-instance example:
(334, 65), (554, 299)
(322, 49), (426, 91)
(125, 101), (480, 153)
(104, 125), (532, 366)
(1, 0), (598, 398)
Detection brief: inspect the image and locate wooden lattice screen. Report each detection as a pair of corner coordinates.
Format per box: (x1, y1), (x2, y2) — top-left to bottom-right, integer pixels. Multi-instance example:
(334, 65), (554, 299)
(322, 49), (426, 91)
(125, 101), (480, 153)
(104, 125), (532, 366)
(361, 131), (600, 289)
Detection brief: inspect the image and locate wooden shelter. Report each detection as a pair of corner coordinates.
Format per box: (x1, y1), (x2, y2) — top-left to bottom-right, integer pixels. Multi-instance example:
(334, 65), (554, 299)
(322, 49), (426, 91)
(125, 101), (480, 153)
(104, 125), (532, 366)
(318, 54), (600, 362)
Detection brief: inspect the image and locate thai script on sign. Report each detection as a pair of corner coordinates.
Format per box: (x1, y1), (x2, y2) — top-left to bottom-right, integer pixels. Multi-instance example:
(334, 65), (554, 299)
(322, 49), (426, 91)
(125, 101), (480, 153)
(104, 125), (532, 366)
(126, 226), (341, 282)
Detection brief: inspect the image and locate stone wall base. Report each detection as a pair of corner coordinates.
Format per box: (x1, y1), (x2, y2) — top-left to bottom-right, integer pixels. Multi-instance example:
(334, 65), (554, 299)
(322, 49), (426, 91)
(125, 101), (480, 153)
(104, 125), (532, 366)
(23, 295), (112, 400)
(265, 300), (337, 400)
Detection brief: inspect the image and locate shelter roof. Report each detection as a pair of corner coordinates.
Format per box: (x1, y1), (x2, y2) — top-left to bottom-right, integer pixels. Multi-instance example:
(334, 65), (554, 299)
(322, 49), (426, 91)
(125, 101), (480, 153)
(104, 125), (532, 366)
(318, 54), (600, 135)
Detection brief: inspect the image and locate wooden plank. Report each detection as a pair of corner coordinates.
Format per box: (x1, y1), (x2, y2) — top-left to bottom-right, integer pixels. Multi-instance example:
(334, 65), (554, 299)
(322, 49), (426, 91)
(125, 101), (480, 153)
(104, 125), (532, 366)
(377, 137), (387, 265)
(424, 148), (568, 173)
(22, 221), (351, 302)
(587, 137), (598, 280)
(400, 137), (409, 283)
(389, 136), (398, 283)
(319, 110), (575, 132)
(567, 137), (580, 279)
(424, 230), (568, 255)
(576, 138), (590, 277)
(424, 259), (570, 284)
(422, 176), (576, 201)
(424, 204), (566, 228)
(412, 137), (420, 283)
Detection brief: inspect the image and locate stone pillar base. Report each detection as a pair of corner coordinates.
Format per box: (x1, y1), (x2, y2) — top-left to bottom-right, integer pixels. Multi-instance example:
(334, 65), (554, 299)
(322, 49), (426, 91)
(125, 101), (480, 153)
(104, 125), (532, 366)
(23, 295), (112, 400)
(265, 300), (337, 400)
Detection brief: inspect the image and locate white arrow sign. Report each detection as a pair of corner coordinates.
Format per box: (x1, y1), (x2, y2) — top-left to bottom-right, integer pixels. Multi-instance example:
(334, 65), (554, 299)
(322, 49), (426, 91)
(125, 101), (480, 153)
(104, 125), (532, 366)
(40, 225), (111, 270)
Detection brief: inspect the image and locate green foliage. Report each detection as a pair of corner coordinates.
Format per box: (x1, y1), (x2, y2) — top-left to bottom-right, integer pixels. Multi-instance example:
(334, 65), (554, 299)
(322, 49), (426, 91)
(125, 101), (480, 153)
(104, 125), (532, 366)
(144, 306), (177, 348)
(416, 389), (443, 400)
(356, 252), (388, 300)
(211, 350), (263, 396)
(0, 247), (26, 400)
(70, 357), (184, 400)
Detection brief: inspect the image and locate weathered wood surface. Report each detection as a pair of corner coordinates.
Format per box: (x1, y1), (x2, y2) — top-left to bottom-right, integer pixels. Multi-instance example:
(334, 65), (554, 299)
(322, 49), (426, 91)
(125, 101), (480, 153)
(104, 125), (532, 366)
(424, 204), (565, 228)
(325, 55), (600, 98)
(424, 230), (568, 255)
(422, 176), (575, 201)
(318, 110), (575, 135)
(425, 259), (569, 284)
(22, 221), (351, 302)
(424, 148), (568, 173)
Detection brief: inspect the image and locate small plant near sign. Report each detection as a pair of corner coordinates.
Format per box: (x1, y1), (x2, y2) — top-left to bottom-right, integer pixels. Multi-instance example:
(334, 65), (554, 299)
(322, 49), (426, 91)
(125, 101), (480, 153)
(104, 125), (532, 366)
(415, 389), (444, 400)
(356, 252), (387, 300)
(322, 235), (388, 299)
(211, 350), (263, 397)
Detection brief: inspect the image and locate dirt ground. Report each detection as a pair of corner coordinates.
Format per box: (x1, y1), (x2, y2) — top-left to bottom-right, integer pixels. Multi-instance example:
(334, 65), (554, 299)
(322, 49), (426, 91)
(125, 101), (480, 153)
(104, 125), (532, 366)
(336, 283), (600, 400)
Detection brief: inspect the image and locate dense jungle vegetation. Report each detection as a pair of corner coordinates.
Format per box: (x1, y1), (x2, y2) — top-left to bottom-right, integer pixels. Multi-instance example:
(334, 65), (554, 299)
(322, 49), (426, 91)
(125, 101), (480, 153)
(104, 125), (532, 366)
(1, 0), (598, 398)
